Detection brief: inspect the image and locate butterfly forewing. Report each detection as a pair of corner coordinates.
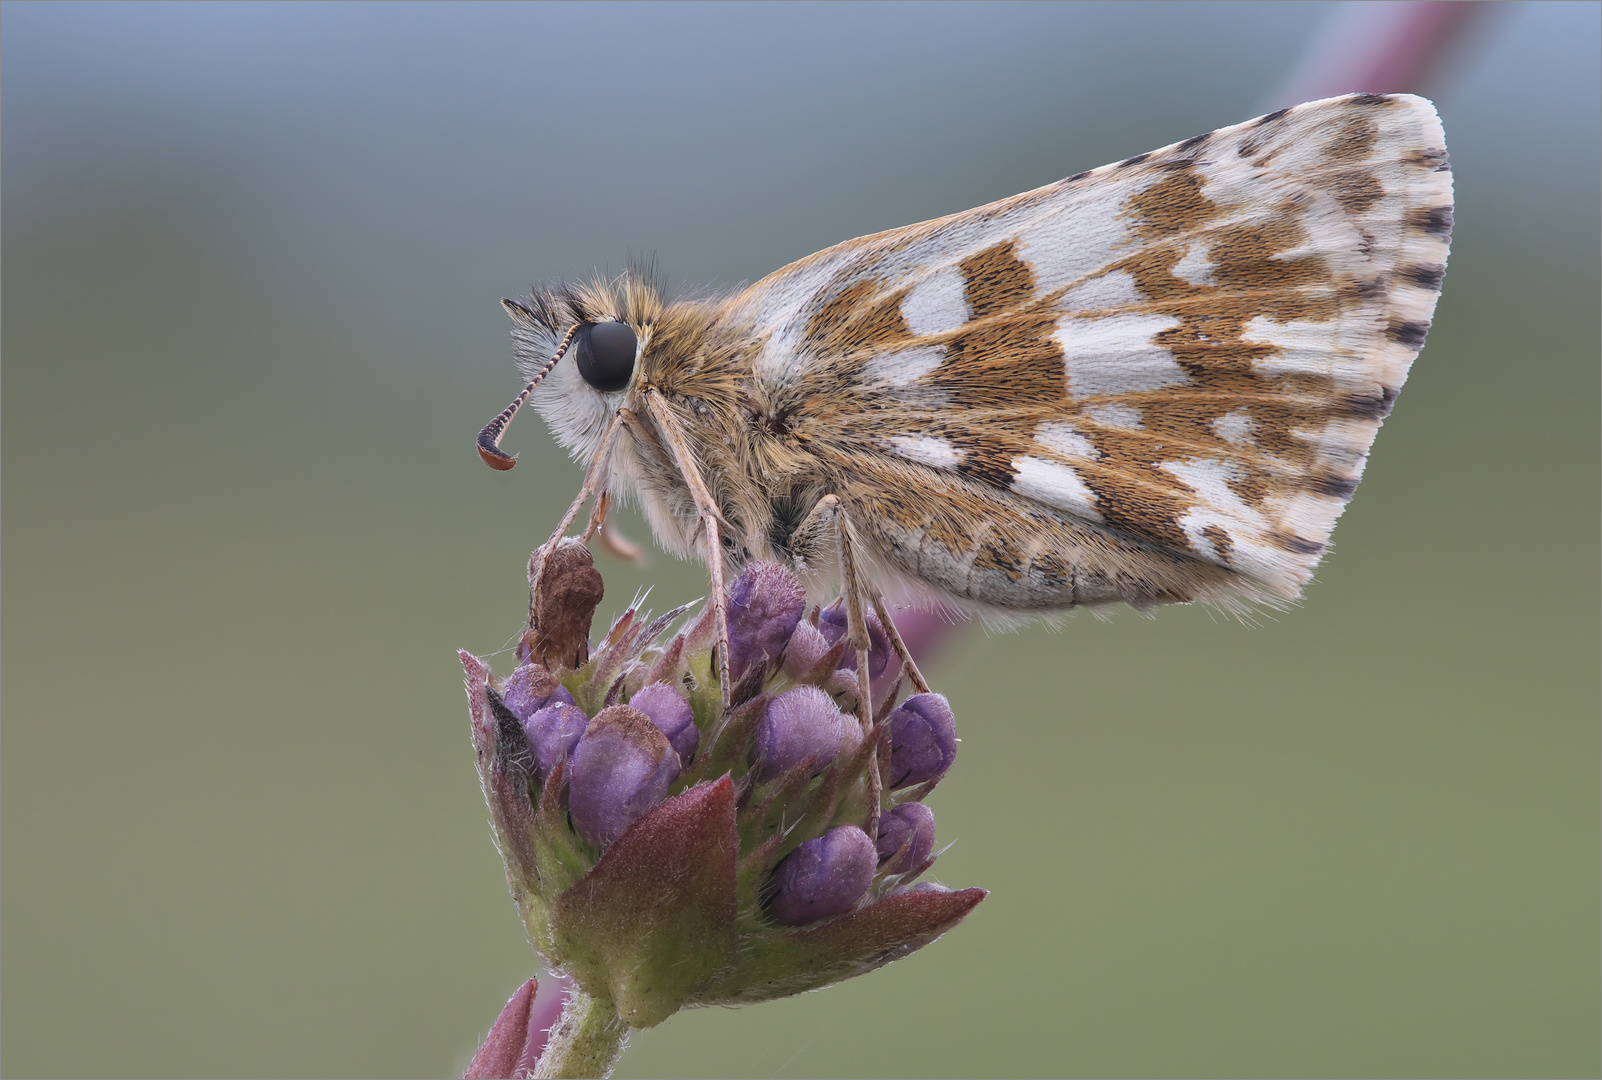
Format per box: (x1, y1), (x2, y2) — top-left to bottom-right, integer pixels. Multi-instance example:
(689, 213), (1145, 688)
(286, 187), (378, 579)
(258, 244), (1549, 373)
(725, 93), (1452, 611)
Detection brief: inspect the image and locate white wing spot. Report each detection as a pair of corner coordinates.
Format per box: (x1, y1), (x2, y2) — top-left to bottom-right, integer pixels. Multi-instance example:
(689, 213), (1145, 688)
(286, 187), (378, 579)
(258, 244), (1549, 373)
(1160, 458), (1285, 578)
(1212, 409), (1254, 445)
(1086, 403), (1144, 430)
(1012, 456), (1103, 522)
(1055, 313), (1188, 399)
(861, 345), (946, 387)
(1016, 185), (1133, 295)
(1183, 517), (1232, 563)
(1060, 269), (1141, 312)
(1171, 243), (1215, 286)
(745, 250), (865, 382)
(1241, 316), (1355, 378)
(1161, 459), (1263, 523)
(886, 434), (963, 470)
(1034, 421), (1099, 461)
(900, 266), (970, 337)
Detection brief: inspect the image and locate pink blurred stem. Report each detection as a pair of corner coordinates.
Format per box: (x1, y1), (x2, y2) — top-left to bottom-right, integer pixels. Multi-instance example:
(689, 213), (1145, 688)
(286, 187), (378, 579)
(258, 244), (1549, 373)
(465, 975), (569, 1079)
(888, 607), (960, 671)
(1263, 0), (1492, 110)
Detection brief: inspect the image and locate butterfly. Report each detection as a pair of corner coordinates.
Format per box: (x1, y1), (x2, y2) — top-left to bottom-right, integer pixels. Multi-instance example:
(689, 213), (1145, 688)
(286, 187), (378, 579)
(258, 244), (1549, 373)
(478, 92), (1453, 718)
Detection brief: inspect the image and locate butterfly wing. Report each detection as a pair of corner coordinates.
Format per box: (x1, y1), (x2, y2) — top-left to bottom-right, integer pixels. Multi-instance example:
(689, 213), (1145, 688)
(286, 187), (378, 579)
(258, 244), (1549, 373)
(732, 93), (1452, 610)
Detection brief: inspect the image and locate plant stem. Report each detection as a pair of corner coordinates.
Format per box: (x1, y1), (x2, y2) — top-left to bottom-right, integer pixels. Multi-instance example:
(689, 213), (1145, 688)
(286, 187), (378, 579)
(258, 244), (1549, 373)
(532, 987), (629, 1080)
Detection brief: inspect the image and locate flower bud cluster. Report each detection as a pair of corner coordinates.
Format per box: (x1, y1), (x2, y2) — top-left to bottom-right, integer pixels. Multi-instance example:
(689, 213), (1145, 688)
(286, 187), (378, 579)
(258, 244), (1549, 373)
(462, 540), (983, 1030)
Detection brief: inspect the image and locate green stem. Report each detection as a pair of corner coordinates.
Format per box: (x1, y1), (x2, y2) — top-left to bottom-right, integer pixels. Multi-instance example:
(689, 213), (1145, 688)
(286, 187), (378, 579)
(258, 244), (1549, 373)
(533, 987), (629, 1080)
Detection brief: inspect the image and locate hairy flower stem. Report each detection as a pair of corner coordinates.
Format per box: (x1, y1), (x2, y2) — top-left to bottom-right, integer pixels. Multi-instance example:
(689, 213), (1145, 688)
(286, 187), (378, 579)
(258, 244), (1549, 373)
(532, 988), (629, 1080)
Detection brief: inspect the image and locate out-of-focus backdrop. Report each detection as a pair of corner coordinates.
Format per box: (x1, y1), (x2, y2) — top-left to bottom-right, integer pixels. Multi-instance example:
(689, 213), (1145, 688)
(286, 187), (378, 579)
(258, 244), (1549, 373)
(3, 2), (1597, 1077)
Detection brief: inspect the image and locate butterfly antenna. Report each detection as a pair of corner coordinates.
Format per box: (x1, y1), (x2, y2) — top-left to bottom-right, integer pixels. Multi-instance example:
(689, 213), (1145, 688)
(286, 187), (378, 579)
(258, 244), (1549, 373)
(476, 320), (583, 470)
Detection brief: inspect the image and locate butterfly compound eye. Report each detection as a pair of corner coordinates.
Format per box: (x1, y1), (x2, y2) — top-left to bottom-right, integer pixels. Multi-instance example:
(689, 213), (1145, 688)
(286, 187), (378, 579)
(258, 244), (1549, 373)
(575, 321), (638, 393)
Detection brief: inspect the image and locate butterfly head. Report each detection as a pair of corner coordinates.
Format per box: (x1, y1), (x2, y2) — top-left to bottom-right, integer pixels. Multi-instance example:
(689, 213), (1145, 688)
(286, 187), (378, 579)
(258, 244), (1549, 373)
(479, 274), (664, 470)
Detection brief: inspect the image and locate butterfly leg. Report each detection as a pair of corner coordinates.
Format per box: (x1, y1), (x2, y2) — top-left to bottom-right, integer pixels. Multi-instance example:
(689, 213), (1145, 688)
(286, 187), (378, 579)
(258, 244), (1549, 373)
(584, 492), (645, 563)
(786, 498), (932, 697)
(869, 591), (933, 696)
(790, 493), (885, 836)
(641, 389), (733, 715)
(526, 410), (626, 630)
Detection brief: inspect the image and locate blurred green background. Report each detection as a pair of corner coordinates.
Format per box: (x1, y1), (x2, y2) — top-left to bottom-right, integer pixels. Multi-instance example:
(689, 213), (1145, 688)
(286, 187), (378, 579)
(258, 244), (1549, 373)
(3, 2), (1597, 1077)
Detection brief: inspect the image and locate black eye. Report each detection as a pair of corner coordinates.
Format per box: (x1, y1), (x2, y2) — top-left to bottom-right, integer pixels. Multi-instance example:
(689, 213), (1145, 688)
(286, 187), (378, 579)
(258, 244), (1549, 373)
(574, 321), (637, 393)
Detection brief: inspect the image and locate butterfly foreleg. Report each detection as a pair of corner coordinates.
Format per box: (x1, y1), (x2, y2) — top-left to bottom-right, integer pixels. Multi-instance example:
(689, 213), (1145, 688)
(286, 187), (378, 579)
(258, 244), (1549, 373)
(641, 388), (734, 714)
(526, 410), (626, 630)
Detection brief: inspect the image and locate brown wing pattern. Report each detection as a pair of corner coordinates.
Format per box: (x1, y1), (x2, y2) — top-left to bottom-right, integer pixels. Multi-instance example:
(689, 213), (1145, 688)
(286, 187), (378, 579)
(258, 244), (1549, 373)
(735, 93), (1452, 611)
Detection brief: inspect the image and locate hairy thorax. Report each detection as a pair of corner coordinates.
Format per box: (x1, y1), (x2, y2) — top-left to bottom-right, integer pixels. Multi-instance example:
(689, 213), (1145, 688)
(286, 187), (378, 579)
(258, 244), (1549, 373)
(621, 302), (839, 589)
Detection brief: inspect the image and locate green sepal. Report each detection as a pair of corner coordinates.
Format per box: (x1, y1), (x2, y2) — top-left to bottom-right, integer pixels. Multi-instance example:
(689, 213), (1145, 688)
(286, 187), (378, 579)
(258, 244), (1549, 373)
(551, 777), (739, 1028)
(463, 657), (541, 887)
(529, 760), (594, 899)
(698, 886), (987, 1006)
(686, 693), (763, 790)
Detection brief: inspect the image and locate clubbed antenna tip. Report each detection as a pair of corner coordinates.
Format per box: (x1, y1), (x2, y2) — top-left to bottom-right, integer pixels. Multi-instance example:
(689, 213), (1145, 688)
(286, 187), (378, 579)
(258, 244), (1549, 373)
(477, 318), (583, 470)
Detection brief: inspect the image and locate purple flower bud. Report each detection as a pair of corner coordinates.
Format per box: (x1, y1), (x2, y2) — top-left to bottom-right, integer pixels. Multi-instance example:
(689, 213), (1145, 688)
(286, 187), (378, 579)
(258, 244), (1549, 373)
(769, 825), (877, 926)
(726, 562), (806, 681)
(876, 801), (936, 872)
(886, 693), (957, 788)
(780, 619), (833, 680)
(817, 600), (891, 681)
(628, 682), (700, 764)
(569, 705), (682, 850)
(502, 662), (575, 723)
(523, 702), (589, 778)
(753, 685), (861, 781)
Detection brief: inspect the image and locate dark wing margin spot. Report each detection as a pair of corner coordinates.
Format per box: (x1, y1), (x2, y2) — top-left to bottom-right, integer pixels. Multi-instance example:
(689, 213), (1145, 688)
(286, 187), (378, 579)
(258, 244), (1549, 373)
(1255, 108), (1291, 126)
(1308, 473), (1360, 500)
(1118, 153), (1149, 169)
(1350, 92), (1394, 106)
(1386, 319), (1432, 349)
(1177, 132), (1210, 152)
(1402, 263), (1446, 290)
(1408, 147), (1451, 171)
(1334, 385), (1400, 421)
(1406, 206), (1454, 236)
(1270, 531), (1326, 556)
(1066, 171), (1091, 182)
